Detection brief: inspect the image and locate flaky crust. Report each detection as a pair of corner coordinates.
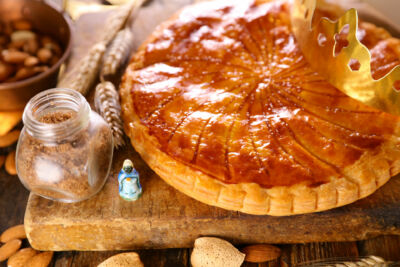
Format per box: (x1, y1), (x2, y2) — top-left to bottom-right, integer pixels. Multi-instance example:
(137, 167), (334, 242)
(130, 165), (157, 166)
(120, 0), (400, 215)
(121, 78), (400, 215)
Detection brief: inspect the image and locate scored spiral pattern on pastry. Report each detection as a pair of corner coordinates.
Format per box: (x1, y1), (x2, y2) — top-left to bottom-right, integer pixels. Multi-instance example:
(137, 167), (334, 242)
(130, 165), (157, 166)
(121, 0), (400, 215)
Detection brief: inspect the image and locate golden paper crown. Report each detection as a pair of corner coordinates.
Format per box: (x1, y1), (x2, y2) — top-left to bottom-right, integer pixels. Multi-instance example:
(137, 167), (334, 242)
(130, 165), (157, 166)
(291, 0), (400, 115)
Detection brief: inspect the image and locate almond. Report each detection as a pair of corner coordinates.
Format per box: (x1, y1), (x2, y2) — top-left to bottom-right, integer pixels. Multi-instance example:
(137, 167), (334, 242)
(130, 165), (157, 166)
(0, 111), (22, 136)
(24, 56), (39, 67)
(0, 130), (20, 148)
(0, 225), (26, 243)
(14, 67), (36, 80)
(11, 31), (36, 43)
(40, 36), (56, 46)
(5, 150), (17, 175)
(191, 237), (245, 267)
(37, 48), (52, 63)
(26, 251), (53, 267)
(0, 239), (21, 262)
(241, 244), (281, 263)
(23, 38), (39, 55)
(2, 50), (29, 64)
(44, 43), (62, 57)
(7, 247), (37, 267)
(0, 155), (5, 168)
(97, 252), (144, 267)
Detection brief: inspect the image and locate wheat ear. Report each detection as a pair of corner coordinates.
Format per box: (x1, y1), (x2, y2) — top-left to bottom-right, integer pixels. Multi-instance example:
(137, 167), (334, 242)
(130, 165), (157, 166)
(101, 28), (134, 78)
(100, 0), (144, 45)
(94, 81), (125, 148)
(58, 42), (106, 96)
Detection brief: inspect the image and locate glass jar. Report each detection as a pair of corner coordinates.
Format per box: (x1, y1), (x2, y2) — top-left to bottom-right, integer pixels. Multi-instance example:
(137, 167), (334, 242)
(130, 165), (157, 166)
(16, 88), (113, 202)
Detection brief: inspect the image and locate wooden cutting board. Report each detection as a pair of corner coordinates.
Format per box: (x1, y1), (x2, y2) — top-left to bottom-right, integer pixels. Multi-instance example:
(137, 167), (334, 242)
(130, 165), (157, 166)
(24, 0), (400, 251)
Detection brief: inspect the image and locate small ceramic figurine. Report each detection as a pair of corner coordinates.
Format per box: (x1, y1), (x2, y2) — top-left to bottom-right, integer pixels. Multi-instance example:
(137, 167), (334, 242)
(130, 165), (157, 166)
(118, 159), (142, 201)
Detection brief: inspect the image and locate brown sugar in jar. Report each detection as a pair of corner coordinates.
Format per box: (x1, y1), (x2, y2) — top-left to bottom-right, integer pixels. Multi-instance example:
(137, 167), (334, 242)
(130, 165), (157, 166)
(16, 88), (113, 202)
(39, 111), (74, 124)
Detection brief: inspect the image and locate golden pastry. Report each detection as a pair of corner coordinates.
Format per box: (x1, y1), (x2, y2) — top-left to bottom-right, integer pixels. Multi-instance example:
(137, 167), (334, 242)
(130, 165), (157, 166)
(120, 0), (400, 215)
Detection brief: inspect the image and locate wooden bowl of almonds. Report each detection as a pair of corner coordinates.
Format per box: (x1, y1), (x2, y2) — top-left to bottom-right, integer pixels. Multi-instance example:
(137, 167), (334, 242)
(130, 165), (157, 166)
(0, 0), (72, 111)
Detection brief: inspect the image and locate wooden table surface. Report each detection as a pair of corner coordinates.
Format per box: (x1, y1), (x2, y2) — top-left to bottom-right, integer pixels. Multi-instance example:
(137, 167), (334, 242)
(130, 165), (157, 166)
(1, 169), (400, 266)
(1, 0), (400, 266)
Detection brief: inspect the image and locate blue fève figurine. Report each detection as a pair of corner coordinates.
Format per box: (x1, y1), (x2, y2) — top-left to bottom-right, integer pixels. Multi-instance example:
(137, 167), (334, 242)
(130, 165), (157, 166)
(118, 159), (142, 201)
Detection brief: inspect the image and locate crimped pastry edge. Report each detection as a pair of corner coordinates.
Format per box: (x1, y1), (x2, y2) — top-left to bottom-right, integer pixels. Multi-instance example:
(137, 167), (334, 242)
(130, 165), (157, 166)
(121, 75), (400, 216)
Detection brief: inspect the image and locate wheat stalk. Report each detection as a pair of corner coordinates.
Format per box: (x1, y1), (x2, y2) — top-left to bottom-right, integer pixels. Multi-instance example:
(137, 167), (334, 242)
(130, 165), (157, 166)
(58, 42), (106, 96)
(58, 0), (146, 148)
(101, 28), (134, 78)
(100, 0), (144, 45)
(94, 81), (125, 148)
(298, 255), (390, 267)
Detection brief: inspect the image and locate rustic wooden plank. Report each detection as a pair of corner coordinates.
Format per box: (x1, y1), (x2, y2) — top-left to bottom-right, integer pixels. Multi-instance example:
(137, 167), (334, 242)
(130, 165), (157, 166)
(24, 142), (400, 250)
(139, 248), (190, 267)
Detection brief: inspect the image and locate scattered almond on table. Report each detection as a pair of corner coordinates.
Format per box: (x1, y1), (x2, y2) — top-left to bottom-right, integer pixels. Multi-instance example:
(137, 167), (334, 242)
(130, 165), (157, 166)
(190, 237), (283, 266)
(0, 120), (20, 175)
(0, 224), (26, 243)
(5, 150), (17, 175)
(190, 237), (245, 267)
(0, 224), (53, 266)
(0, 239), (21, 262)
(26, 251), (53, 267)
(0, 111), (22, 136)
(98, 252), (143, 267)
(241, 244), (281, 263)
(0, 130), (20, 148)
(7, 247), (37, 267)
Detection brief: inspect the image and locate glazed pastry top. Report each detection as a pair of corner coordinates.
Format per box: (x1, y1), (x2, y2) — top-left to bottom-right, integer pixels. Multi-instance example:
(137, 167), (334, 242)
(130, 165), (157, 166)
(124, 0), (400, 188)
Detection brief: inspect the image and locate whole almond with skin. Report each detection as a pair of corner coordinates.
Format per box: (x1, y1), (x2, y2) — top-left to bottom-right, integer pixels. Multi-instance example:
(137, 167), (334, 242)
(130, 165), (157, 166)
(26, 251), (53, 267)
(7, 247), (37, 267)
(37, 48), (52, 63)
(1, 225), (26, 243)
(5, 150), (17, 175)
(11, 31), (36, 43)
(0, 239), (22, 262)
(24, 39), (39, 55)
(241, 244), (281, 263)
(14, 67), (36, 81)
(0, 130), (20, 148)
(0, 111), (22, 136)
(2, 50), (29, 64)
(24, 56), (39, 67)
